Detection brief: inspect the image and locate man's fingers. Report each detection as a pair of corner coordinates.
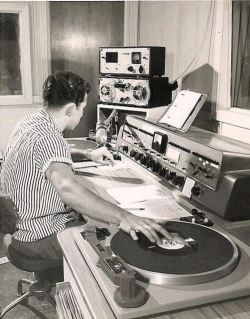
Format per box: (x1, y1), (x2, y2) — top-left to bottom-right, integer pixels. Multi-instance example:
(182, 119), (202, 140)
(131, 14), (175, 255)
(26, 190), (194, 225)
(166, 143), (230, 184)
(151, 222), (173, 240)
(134, 223), (163, 244)
(89, 146), (115, 166)
(129, 230), (138, 241)
(154, 219), (168, 225)
(142, 219), (173, 240)
(137, 226), (157, 243)
(97, 147), (115, 164)
(103, 151), (115, 164)
(119, 214), (173, 244)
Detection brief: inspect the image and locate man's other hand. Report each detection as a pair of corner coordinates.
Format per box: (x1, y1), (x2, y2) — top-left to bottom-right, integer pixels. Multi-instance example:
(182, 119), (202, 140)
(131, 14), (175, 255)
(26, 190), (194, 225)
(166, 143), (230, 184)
(89, 146), (114, 166)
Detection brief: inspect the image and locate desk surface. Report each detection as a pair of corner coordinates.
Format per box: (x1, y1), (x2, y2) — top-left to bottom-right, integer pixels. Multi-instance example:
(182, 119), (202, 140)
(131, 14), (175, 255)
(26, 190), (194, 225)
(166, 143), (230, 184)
(58, 157), (250, 319)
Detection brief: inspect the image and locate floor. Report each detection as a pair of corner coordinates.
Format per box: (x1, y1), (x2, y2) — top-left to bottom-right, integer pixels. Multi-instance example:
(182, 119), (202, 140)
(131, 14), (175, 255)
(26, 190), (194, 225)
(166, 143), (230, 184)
(0, 234), (58, 319)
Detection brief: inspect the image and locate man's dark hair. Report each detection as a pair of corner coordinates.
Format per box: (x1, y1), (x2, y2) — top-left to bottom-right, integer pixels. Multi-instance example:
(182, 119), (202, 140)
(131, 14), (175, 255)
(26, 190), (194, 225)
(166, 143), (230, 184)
(42, 71), (91, 108)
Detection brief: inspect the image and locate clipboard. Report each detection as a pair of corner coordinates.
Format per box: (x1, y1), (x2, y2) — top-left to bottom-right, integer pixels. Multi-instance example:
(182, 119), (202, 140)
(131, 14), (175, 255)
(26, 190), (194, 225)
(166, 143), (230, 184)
(157, 90), (207, 132)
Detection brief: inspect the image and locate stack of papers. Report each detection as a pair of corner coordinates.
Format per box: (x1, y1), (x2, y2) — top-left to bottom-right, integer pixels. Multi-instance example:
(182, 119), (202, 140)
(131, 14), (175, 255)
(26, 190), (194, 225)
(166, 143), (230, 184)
(107, 185), (167, 205)
(107, 185), (190, 220)
(120, 198), (190, 220)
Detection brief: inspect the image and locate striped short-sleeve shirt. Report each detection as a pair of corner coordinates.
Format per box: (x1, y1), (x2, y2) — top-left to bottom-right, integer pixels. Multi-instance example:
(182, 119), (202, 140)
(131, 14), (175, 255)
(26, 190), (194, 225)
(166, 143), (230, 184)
(0, 109), (73, 242)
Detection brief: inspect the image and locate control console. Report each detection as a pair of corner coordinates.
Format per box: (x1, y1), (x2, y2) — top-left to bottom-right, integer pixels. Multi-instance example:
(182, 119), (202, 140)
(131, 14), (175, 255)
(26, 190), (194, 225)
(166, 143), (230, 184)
(116, 115), (250, 221)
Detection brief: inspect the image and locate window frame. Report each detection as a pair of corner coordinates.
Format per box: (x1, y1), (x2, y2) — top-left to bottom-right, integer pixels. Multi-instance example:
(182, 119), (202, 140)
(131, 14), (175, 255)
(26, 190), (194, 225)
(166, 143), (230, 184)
(214, 0), (250, 130)
(0, 3), (33, 105)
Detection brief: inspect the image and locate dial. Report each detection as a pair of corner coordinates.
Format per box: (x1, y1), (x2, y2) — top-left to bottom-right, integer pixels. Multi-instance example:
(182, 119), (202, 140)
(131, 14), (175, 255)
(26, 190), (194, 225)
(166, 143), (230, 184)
(165, 171), (176, 181)
(135, 152), (141, 161)
(140, 155), (147, 165)
(122, 145), (129, 153)
(130, 150), (136, 158)
(191, 186), (202, 196)
(172, 176), (185, 187)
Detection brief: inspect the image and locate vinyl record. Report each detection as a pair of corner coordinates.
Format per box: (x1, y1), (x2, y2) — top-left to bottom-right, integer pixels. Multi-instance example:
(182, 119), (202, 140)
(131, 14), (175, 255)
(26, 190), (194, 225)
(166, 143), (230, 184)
(110, 221), (239, 285)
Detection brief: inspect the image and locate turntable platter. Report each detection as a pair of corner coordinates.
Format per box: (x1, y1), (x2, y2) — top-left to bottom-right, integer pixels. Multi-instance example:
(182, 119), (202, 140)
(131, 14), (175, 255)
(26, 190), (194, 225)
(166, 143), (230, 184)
(110, 221), (239, 285)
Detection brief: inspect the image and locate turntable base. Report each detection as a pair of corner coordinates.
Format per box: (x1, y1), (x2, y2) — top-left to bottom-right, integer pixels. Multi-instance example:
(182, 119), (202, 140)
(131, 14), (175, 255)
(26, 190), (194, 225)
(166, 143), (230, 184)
(110, 221), (239, 285)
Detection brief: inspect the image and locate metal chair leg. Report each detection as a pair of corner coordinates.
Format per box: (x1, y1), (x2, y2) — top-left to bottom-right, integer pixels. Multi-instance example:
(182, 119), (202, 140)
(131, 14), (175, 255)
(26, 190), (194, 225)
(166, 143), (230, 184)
(17, 278), (33, 295)
(0, 291), (31, 318)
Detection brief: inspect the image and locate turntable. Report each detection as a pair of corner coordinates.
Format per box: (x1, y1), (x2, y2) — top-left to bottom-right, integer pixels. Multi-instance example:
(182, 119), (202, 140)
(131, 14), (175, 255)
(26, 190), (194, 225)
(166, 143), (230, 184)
(109, 221), (239, 286)
(70, 219), (250, 318)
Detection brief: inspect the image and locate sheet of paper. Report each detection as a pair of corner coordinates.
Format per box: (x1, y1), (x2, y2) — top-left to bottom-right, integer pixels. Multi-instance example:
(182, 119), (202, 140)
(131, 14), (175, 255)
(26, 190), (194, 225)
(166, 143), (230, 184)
(73, 161), (101, 169)
(159, 90), (202, 129)
(73, 160), (130, 170)
(97, 161), (132, 171)
(106, 185), (170, 205)
(182, 177), (196, 198)
(120, 197), (190, 220)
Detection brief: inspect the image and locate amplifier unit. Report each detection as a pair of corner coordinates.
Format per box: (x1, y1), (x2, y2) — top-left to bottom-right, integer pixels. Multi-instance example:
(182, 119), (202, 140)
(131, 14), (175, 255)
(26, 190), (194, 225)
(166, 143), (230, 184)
(99, 46), (165, 76)
(99, 76), (176, 108)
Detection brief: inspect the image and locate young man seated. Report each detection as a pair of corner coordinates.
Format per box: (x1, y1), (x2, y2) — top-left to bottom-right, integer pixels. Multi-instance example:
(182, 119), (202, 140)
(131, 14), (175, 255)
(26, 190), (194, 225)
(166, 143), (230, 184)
(0, 71), (171, 263)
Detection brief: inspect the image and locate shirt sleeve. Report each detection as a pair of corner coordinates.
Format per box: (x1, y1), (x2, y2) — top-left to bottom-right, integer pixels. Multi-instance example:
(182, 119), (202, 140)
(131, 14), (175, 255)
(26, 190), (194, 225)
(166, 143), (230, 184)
(34, 134), (73, 175)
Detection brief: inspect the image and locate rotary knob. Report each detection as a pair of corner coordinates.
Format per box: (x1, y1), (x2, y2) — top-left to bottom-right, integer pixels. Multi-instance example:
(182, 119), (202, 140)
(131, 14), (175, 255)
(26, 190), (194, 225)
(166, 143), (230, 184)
(156, 163), (162, 173)
(159, 167), (167, 177)
(204, 169), (214, 179)
(151, 161), (160, 173)
(130, 150), (136, 158)
(135, 152), (141, 161)
(122, 145), (129, 153)
(177, 176), (185, 187)
(146, 157), (153, 168)
(165, 171), (176, 181)
(172, 176), (180, 186)
(139, 65), (145, 73)
(191, 186), (202, 196)
(139, 155), (147, 165)
(127, 66), (135, 73)
(172, 176), (185, 187)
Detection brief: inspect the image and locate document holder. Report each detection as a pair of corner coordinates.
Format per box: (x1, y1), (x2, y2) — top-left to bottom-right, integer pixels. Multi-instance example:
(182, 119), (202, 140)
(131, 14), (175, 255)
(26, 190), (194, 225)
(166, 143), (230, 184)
(157, 89), (207, 132)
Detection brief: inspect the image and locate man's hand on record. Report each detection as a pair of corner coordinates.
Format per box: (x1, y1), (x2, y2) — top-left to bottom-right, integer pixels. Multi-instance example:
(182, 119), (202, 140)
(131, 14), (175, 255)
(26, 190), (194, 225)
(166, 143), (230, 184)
(119, 213), (172, 244)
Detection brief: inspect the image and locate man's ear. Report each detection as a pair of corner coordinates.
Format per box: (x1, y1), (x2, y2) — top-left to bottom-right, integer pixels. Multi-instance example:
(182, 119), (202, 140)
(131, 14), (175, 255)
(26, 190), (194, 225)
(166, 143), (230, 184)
(64, 103), (76, 117)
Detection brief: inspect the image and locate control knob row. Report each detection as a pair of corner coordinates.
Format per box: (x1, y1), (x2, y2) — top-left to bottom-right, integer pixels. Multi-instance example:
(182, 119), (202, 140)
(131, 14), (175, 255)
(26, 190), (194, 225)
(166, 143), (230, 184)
(161, 169), (185, 186)
(130, 150), (158, 171)
(127, 65), (145, 74)
(129, 150), (185, 187)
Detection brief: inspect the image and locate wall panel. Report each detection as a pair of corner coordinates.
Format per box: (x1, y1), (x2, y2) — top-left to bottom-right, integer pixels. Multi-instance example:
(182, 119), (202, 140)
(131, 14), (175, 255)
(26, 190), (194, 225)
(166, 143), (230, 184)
(50, 1), (124, 138)
(138, 1), (180, 81)
(137, 0), (217, 131)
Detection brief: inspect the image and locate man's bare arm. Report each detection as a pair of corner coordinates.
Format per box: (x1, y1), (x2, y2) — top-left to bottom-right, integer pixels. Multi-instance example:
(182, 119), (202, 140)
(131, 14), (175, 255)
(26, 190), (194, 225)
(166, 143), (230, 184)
(46, 162), (172, 243)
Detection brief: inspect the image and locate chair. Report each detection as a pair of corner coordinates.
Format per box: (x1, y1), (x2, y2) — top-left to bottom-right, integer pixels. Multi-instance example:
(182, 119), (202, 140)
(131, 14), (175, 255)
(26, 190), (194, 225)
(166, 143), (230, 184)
(0, 195), (62, 318)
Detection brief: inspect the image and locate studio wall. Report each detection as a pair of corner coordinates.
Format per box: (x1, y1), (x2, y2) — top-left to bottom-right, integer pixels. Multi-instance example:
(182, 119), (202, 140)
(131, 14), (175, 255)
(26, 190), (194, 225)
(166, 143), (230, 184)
(136, 1), (218, 132)
(50, 1), (124, 138)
